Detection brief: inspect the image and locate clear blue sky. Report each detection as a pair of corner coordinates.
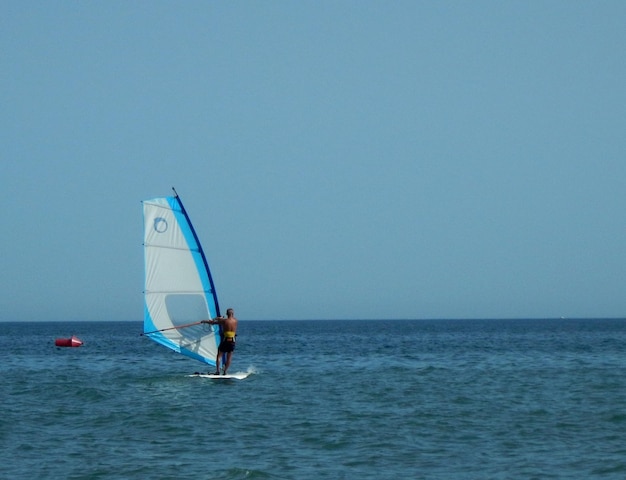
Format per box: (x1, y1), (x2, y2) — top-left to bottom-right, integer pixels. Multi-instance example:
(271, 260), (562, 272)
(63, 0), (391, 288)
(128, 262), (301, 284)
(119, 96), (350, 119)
(2, 1), (625, 321)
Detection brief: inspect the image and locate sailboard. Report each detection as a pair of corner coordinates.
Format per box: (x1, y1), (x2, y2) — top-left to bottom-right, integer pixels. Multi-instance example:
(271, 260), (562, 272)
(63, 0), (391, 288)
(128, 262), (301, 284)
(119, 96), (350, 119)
(188, 371), (252, 380)
(142, 188), (228, 374)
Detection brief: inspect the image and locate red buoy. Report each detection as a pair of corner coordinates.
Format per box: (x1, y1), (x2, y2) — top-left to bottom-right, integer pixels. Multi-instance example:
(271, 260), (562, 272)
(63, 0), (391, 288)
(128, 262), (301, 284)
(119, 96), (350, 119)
(55, 335), (83, 347)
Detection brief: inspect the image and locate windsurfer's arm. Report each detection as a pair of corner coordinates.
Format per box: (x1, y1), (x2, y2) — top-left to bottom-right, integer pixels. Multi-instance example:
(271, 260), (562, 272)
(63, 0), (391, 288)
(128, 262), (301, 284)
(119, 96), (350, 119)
(201, 317), (224, 325)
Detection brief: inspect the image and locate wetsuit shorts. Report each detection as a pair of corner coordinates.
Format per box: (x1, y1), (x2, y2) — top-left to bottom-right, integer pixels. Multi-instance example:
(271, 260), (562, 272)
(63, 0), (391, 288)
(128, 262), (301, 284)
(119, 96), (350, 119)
(219, 339), (236, 353)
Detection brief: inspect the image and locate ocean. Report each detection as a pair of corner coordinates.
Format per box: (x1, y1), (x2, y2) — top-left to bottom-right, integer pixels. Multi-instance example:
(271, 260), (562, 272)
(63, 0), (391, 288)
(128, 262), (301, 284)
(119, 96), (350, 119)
(1, 319), (625, 479)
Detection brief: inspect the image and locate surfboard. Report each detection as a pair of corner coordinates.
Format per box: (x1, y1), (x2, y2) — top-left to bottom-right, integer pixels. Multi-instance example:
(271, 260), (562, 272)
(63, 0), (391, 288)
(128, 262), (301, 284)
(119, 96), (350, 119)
(188, 371), (251, 380)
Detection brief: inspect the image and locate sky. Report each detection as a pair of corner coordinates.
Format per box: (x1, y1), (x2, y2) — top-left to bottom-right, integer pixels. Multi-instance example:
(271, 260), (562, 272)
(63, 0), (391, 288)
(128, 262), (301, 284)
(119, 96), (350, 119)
(2, 1), (625, 321)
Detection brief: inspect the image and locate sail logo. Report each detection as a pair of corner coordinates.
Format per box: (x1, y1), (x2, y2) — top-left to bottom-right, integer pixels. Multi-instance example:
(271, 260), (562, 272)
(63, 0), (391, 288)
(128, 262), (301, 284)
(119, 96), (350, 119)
(154, 217), (168, 233)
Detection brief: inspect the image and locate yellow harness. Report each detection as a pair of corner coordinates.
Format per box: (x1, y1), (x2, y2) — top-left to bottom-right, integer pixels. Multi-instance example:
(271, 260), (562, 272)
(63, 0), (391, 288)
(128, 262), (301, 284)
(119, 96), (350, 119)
(224, 331), (236, 340)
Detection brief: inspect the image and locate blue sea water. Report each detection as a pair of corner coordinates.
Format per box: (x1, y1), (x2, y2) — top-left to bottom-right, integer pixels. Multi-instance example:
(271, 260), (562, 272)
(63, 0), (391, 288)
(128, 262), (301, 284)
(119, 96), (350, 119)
(1, 319), (626, 479)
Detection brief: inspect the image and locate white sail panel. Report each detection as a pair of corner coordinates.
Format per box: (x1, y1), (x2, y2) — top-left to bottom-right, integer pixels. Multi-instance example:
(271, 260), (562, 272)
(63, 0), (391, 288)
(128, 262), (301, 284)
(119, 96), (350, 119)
(142, 195), (221, 365)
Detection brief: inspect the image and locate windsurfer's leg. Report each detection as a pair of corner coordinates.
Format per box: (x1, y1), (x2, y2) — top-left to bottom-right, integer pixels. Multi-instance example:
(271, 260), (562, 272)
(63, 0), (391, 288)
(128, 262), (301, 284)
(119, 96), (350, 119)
(214, 351), (222, 374)
(223, 352), (233, 375)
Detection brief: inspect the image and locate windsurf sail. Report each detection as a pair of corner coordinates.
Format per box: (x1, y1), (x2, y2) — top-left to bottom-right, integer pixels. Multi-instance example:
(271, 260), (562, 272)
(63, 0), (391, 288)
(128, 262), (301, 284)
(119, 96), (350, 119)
(142, 189), (221, 366)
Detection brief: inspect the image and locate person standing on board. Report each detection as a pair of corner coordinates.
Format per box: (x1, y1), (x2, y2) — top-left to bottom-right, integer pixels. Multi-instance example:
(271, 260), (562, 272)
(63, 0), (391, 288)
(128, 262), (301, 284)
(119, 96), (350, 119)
(202, 308), (238, 375)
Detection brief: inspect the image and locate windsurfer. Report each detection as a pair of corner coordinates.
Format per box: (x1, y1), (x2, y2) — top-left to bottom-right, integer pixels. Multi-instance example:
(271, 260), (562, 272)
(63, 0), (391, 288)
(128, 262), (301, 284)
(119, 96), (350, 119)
(202, 308), (238, 375)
